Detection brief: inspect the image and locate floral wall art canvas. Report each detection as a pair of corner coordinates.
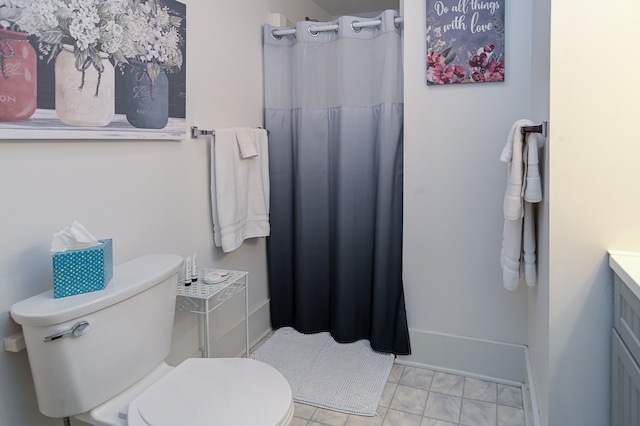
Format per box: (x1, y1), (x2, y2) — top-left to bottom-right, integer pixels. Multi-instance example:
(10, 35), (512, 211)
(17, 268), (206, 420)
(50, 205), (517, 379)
(426, 0), (505, 85)
(0, 0), (186, 140)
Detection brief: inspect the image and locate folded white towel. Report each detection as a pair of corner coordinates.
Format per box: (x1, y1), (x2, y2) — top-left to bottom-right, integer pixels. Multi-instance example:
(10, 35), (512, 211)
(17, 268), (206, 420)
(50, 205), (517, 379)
(500, 119), (534, 220)
(210, 128), (270, 252)
(234, 127), (258, 159)
(500, 119), (544, 290)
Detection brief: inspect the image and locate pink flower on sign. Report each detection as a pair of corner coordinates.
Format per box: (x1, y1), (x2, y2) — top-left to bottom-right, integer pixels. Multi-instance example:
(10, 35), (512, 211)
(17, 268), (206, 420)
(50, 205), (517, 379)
(430, 63), (455, 84)
(486, 60), (505, 81)
(467, 44), (504, 83)
(427, 51), (446, 68)
(469, 52), (489, 69)
(426, 50), (466, 84)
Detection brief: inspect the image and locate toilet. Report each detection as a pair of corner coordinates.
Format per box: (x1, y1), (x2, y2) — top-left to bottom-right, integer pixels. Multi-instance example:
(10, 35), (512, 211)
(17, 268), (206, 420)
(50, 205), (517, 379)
(10, 254), (293, 426)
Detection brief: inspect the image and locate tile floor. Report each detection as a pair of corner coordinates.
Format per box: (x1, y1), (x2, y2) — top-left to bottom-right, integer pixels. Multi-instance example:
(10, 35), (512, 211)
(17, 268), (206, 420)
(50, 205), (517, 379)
(289, 363), (526, 426)
(252, 332), (526, 426)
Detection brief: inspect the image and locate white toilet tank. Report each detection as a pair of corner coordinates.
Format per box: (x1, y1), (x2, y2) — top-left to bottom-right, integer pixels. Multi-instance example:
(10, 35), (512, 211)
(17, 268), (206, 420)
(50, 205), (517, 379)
(11, 254), (183, 419)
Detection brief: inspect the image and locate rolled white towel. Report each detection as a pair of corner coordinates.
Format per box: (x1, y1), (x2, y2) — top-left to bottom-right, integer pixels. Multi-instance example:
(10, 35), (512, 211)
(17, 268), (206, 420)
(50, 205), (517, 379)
(523, 132), (543, 203)
(501, 218), (523, 291)
(522, 202), (537, 286)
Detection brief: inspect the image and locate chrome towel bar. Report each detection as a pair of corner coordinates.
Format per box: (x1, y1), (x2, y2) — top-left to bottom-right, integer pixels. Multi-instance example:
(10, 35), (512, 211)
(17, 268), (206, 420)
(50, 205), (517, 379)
(190, 126), (269, 139)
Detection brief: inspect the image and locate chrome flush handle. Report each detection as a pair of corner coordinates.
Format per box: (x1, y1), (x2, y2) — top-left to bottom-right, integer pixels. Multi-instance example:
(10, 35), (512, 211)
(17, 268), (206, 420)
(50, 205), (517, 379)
(43, 321), (91, 343)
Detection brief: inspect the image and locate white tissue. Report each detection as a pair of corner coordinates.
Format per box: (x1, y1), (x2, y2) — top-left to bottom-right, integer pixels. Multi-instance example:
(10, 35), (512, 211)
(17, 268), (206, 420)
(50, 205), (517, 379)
(51, 221), (100, 253)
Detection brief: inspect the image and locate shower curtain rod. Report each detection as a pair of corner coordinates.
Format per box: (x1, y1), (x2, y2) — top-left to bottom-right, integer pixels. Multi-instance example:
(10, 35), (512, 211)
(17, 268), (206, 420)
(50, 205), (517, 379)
(271, 16), (404, 37)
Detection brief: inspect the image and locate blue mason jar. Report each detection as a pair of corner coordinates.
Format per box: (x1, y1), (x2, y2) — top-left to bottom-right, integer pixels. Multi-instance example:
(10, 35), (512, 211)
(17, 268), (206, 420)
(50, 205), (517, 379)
(125, 60), (169, 129)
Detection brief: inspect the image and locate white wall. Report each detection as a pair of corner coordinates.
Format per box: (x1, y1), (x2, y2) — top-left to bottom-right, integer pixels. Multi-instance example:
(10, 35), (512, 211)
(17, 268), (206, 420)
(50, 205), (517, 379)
(542, 1), (640, 425)
(401, 0), (533, 381)
(527, 0), (551, 422)
(0, 1), (330, 425)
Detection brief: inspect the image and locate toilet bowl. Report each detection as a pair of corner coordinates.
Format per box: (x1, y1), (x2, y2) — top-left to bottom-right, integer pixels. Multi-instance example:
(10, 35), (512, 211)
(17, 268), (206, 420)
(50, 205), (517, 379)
(74, 358), (294, 426)
(10, 254), (293, 426)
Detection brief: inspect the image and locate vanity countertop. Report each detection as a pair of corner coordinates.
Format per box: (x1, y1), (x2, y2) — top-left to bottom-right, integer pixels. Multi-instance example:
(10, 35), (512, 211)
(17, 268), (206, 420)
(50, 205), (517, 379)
(610, 251), (640, 301)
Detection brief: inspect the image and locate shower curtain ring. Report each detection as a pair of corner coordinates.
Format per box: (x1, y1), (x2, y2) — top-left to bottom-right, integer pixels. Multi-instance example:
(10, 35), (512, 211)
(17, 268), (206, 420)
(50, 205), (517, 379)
(308, 25), (319, 36)
(270, 29), (283, 40)
(350, 20), (362, 33)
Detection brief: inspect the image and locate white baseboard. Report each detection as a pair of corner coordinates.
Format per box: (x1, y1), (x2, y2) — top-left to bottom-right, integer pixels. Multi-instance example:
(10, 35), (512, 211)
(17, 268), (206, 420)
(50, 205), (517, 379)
(397, 328), (526, 383)
(523, 346), (541, 426)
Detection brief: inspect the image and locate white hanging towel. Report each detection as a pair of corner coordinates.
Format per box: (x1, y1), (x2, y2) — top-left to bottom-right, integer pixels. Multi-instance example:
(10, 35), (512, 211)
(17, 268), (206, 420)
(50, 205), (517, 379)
(210, 128), (270, 252)
(500, 120), (543, 290)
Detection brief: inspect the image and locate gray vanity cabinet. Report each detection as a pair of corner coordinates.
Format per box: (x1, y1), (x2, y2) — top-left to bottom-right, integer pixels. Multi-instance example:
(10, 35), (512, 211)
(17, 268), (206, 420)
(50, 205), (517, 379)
(612, 272), (640, 426)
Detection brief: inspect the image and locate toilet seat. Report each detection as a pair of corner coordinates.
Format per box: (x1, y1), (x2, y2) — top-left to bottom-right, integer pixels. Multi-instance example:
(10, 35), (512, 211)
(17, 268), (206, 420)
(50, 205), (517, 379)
(127, 358), (293, 426)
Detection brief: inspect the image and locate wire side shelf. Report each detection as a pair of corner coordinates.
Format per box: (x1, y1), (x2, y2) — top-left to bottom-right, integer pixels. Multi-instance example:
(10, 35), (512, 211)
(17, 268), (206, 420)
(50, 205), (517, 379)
(175, 268), (249, 358)
(176, 269), (248, 303)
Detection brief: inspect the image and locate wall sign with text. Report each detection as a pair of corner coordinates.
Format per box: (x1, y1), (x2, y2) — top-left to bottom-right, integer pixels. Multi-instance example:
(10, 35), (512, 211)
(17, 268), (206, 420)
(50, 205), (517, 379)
(426, 0), (505, 85)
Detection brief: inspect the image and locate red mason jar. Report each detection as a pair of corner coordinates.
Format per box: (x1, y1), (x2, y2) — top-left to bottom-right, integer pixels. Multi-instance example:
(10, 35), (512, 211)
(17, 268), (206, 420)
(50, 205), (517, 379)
(0, 28), (37, 121)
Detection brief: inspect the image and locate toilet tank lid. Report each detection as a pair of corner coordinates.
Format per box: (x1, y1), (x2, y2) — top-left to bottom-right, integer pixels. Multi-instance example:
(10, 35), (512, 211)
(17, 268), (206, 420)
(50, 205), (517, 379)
(11, 254), (183, 327)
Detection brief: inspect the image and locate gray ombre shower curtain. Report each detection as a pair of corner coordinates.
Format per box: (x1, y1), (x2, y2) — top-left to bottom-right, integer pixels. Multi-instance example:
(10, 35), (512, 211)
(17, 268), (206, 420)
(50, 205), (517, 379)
(263, 10), (410, 355)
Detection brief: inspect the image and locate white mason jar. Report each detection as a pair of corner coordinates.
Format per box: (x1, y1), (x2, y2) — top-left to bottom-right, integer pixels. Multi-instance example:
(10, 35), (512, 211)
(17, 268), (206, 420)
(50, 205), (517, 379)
(54, 45), (115, 127)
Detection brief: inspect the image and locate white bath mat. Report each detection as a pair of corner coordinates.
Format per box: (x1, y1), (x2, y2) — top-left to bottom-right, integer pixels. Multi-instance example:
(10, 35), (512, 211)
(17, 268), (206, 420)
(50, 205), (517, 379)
(250, 327), (394, 416)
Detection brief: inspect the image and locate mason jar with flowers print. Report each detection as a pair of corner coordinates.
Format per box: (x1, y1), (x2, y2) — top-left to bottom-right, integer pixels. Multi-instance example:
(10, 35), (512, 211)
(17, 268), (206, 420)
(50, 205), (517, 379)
(14, 0), (129, 126)
(54, 44), (115, 126)
(0, 28), (37, 121)
(124, 59), (169, 129)
(120, 0), (183, 129)
(0, 2), (37, 121)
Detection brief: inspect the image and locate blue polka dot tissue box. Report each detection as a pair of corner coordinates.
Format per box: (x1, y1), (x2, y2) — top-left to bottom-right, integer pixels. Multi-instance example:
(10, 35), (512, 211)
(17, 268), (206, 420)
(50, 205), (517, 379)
(52, 239), (113, 298)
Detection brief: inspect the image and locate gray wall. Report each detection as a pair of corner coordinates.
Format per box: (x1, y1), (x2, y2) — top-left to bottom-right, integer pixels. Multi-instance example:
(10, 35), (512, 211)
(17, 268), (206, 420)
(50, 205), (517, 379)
(401, 0), (532, 380)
